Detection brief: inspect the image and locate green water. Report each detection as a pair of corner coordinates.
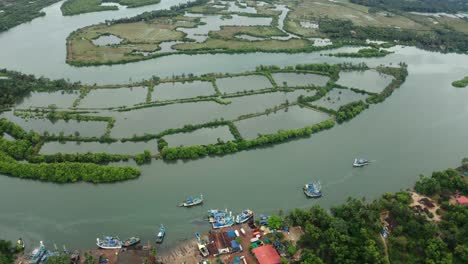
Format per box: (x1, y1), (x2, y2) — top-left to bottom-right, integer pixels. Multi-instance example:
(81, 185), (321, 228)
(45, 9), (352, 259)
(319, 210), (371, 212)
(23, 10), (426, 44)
(0, 0), (468, 253)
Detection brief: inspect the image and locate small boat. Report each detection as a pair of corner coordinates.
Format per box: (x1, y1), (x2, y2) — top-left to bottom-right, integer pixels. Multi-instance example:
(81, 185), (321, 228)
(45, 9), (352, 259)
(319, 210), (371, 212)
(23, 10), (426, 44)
(303, 181), (322, 198)
(17, 238), (25, 250)
(197, 242), (209, 257)
(96, 237), (122, 249)
(122, 237), (140, 247)
(28, 241), (46, 264)
(353, 158), (370, 167)
(235, 209), (254, 224)
(179, 194), (204, 207)
(195, 232), (209, 257)
(156, 225), (166, 244)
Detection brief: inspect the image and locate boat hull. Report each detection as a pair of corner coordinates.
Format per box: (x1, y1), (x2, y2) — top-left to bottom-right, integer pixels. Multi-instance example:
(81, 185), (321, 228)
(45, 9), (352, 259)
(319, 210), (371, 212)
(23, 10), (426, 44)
(303, 190), (322, 198)
(122, 238), (140, 247)
(180, 200), (204, 207)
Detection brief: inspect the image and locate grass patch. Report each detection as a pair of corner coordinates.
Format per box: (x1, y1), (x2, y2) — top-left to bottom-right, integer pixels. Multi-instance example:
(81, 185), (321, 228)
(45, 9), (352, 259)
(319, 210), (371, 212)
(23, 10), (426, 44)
(67, 16), (199, 64)
(210, 25), (288, 39)
(173, 38), (312, 51)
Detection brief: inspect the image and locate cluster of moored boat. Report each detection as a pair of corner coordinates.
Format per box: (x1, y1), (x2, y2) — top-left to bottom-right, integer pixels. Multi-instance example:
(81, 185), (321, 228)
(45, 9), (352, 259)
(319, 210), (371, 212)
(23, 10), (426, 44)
(96, 224), (166, 249)
(26, 241), (79, 264)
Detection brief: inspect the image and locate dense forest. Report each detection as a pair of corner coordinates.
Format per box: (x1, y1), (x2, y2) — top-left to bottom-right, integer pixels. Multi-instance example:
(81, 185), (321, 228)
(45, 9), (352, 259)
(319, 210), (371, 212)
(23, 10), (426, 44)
(0, 69), (80, 107)
(350, 0), (468, 13)
(0, 0), (61, 32)
(287, 165), (468, 263)
(0, 118), (141, 183)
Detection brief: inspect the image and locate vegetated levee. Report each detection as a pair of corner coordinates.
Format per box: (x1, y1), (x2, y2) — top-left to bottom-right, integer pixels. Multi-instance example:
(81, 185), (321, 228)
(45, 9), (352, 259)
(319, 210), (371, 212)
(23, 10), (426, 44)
(0, 62), (407, 182)
(60, 0), (162, 16)
(452, 76), (468, 88)
(65, 0), (468, 66)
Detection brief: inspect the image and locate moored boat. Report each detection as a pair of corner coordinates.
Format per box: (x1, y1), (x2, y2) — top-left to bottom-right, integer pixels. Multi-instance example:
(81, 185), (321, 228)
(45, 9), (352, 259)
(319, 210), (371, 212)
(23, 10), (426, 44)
(235, 209), (254, 224)
(179, 194), (204, 207)
(195, 232), (209, 257)
(96, 237), (122, 249)
(212, 212), (235, 229)
(303, 181), (322, 198)
(122, 237), (140, 247)
(17, 238), (25, 250)
(353, 158), (370, 167)
(156, 225), (166, 244)
(207, 209), (225, 223)
(28, 241), (46, 264)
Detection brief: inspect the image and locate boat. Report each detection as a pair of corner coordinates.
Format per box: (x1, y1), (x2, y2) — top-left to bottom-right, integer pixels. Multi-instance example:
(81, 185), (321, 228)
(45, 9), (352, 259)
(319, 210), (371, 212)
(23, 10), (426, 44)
(122, 237), (140, 247)
(96, 237), (122, 249)
(235, 209), (254, 224)
(303, 181), (322, 198)
(195, 232), (209, 257)
(17, 238), (25, 250)
(207, 209), (226, 223)
(156, 225), (166, 244)
(28, 241), (46, 264)
(212, 212), (235, 229)
(353, 158), (370, 167)
(197, 242), (210, 257)
(179, 194), (204, 207)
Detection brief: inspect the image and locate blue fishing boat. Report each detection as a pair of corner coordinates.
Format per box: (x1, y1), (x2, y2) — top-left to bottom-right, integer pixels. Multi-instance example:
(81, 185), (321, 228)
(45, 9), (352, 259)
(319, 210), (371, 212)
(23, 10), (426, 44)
(235, 209), (254, 224)
(303, 181), (322, 198)
(353, 158), (370, 167)
(96, 236), (122, 249)
(28, 241), (46, 264)
(207, 209), (226, 223)
(156, 225), (166, 244)
(212, 212), (235, 229)
(179, 194), (204, 207)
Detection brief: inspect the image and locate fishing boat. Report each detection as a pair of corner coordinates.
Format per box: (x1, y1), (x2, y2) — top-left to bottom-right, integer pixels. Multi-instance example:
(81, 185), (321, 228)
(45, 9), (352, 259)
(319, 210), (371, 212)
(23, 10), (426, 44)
(156, 225), (166, 244)
(235, 209), (254, 224)
(197, 240), (209, 257)
(207, 209), (226, 223)
(96, 237), (122, 249)
(38, 250), (58, 264)
(303, 181), (322, 198)
(28, 241), (46, 264)
(212, 213), (235, 229)
(195, 232), (209, 257)
(17, 238), (25, 250)
(122, 237), (140, 247)
(353, 158), (370, 167)
(179, 194), (204, 207)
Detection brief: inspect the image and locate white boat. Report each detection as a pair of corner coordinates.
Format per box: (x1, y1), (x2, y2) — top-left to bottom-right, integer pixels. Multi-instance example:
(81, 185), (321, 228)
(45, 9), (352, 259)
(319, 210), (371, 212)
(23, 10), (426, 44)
(96, 237), (122, 249)
(353, 158), (370, 167)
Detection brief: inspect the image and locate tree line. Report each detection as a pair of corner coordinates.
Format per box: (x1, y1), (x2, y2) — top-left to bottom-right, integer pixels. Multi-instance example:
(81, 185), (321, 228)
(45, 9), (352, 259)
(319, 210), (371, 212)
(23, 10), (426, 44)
(160, 119), (335, 160)
(0, 69), (80, 107)
(286, 165), (467, 263)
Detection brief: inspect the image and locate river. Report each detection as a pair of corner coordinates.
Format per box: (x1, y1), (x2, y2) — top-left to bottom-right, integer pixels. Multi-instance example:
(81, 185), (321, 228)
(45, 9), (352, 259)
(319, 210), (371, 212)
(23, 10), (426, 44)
(1, 0), (468, 251)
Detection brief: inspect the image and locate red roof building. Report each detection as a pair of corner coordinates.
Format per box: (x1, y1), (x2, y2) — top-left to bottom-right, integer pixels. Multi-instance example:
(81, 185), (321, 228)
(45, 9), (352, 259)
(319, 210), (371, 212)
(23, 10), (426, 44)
(252, 245), (281, 264)
(455, 195), (468, 205)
